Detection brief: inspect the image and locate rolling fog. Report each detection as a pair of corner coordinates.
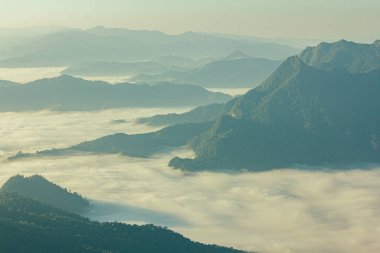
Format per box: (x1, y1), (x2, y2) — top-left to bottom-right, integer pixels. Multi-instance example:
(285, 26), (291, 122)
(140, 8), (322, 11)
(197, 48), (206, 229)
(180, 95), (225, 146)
(0, 107), (191, 156)
(1, 109), (380, 253)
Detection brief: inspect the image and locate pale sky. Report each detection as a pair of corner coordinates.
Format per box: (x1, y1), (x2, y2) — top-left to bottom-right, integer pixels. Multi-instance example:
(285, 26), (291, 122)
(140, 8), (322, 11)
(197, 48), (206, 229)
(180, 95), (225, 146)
(0, 0), (379, 42)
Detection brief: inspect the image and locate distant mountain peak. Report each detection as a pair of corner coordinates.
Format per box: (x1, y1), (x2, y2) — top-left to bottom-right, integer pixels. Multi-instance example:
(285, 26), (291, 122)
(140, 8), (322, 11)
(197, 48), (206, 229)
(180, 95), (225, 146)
(223, 50), (252, 60)
(336, 39), (351, 44)
(254, 55), (309, 92)
(57, 74), (77, 80)
(35, 74), (82, 83)
(285, 55), (305, 67)
(374, 39), (380, 46)
(299, 39), (380, 73)
(1, 174), (89, 213)
(88, 25), (107, 31)
(272, 55), (308, 76)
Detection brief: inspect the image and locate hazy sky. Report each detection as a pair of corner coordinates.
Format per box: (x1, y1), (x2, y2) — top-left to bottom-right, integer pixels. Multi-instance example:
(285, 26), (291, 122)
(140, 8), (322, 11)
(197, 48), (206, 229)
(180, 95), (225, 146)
(1, 0), (379, 42)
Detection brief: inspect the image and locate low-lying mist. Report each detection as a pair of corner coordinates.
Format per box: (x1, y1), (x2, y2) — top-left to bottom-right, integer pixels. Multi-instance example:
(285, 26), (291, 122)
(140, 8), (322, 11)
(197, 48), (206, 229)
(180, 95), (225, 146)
(0, 107), (191, 156)
(1, 109), (380, 253)
(0, 67), (66, 83)
(1, 153), (379, 253)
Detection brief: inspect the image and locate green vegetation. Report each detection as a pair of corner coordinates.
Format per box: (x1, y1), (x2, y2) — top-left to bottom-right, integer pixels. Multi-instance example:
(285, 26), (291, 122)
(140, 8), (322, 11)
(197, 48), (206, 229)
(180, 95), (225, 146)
(170, 40), (380, 171)
(0, 190), (245, 253)
(300, 39), (380, 73)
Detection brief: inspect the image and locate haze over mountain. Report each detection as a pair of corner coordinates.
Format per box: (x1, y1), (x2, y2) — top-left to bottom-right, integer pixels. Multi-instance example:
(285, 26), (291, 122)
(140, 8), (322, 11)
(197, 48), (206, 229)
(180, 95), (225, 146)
(0, 75), (231, 111)
(130, 51), (282, 88)
(170, 40), (380, 171)
(62, 55), (202, 78)
(2, 0), (380, 252)
(176, 52), (282, 88)
(0, 26), (299, 68)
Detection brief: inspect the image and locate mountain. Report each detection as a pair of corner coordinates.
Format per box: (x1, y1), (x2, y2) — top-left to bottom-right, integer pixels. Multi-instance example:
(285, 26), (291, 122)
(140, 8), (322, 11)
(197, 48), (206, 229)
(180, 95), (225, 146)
(222, 50), (252, 60)
(169, 40), (380, 171)
(176, 55), (282, 88)
(128, 70), (186, 84)
(1, 175), (89, 214)
(0, 26), (67, 52)
(137, 103), (225, 126)
(11, 122), (212, 159)
(0, 27), (299, 67)
(131, 52), (282, 88)
(153, 55), (200, 68)
(69, 122), (211, 157)
(0, 29), (155, 66)
(300, 39), (380, 73)
(0, 75), (231, 111)
(0, 191), (245, 253)
(61, 57), (199, 78)
(0, 80), (19, 87)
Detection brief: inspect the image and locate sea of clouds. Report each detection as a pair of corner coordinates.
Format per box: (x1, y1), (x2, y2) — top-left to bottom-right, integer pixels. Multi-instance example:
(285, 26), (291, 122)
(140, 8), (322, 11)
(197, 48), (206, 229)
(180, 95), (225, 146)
(0, 107), (191, 156)
(1, 109), (380, 253)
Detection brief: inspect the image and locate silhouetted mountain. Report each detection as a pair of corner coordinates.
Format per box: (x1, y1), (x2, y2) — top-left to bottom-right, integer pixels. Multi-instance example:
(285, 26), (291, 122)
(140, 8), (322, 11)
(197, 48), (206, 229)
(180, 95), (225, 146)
(1, 175), (89, 214)
(0, 27), (299, 67)
(300, 40), (380, 73)
(0, 75), (231, 111)
(12, 122), (212, 159)
(0, 191), (245, 253)
(169, 42), (380, 171)
(137, 103), (225, 126)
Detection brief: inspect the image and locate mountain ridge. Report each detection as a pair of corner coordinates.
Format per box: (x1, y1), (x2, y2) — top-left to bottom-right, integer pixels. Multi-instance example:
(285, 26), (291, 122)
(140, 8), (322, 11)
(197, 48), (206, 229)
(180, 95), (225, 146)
(169, 40), (380, 171)
(0, 75), (231, 111)
(0, 27), (299, 67)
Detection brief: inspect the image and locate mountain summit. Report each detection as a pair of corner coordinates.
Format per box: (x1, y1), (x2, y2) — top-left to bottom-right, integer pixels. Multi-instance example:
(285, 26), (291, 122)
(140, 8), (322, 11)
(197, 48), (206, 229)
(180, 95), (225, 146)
(300, 40), (380, 73)
(222, 50), (252, 61)
(170, 40), (380, 171)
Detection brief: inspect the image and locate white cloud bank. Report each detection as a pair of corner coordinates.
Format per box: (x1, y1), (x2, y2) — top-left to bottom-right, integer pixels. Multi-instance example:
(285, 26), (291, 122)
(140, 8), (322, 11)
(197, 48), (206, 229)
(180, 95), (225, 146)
(0, 107), (191, 156)
(1, 154), (379, 253)
(0, 67), (66, 84)
(1, 110), (380, 253)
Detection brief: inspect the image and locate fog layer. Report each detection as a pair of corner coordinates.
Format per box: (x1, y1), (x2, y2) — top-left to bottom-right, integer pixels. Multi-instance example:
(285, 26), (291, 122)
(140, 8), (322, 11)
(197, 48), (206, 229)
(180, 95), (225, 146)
(0, 108), (191, 156)
(1, 110), (379, 253)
